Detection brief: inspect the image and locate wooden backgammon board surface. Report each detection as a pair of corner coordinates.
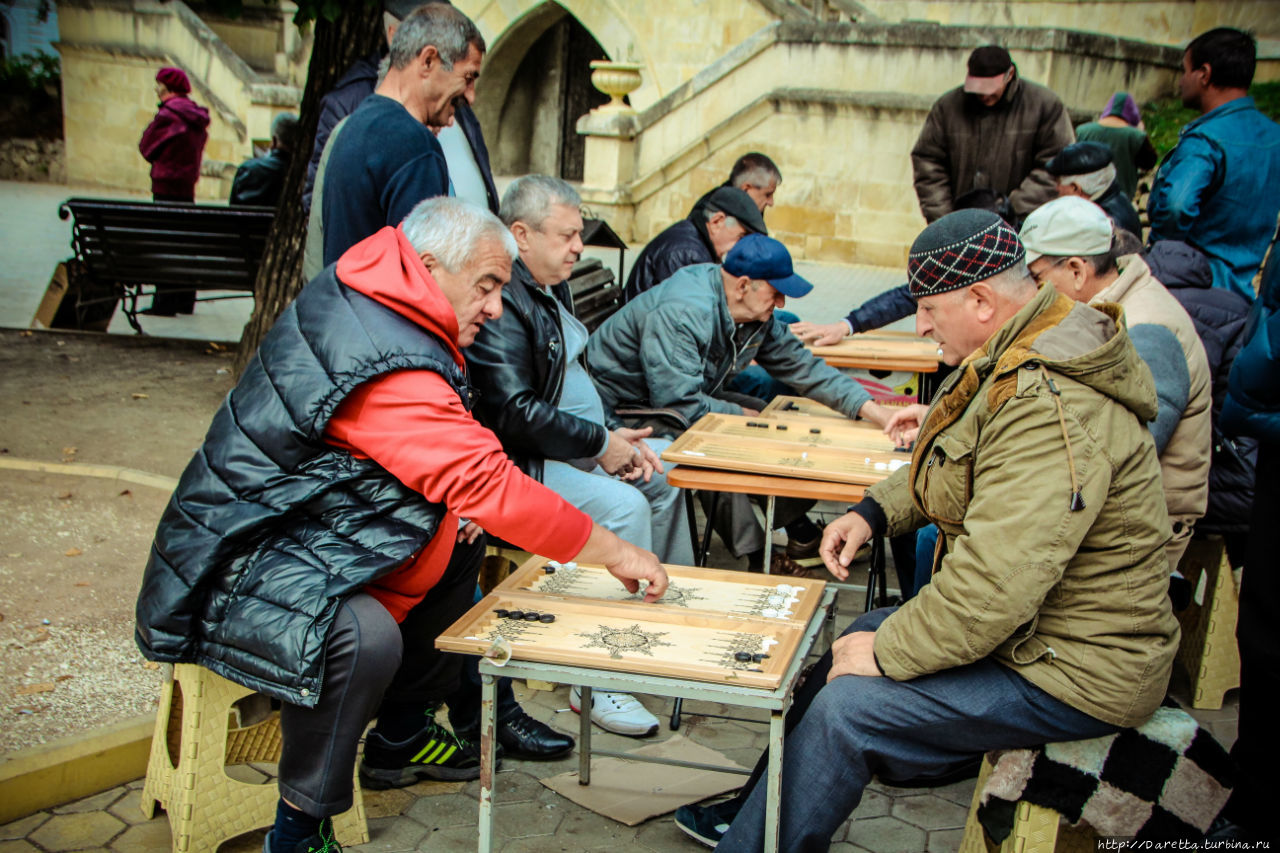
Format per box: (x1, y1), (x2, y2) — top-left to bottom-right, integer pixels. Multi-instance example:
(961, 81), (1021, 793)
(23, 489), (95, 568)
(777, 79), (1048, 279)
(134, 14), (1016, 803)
(759, 396), (847, 419)
(808, 331), (942, 371)
(660, 412), (909, 486)
(437, 560), (826, 689)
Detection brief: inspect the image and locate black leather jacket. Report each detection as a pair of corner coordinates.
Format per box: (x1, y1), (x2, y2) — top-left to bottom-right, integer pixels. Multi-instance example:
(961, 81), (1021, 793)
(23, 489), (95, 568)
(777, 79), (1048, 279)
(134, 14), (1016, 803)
(466, 259), (610, 482)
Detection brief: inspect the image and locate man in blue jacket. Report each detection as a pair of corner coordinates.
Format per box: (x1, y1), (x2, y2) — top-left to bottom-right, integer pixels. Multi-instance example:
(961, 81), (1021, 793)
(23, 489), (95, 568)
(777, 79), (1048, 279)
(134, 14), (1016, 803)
(1148, 27), (1280, 300)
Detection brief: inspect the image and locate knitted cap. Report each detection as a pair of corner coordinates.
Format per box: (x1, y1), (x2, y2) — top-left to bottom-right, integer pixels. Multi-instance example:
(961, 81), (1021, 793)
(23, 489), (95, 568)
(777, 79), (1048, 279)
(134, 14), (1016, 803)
(907, 209), (1025, 297)
(156, 67), (190, 95)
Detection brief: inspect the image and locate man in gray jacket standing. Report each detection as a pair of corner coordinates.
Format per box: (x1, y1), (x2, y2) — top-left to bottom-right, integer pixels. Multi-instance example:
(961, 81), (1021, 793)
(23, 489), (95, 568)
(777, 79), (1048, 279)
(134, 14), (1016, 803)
(587, 234), (890, 562)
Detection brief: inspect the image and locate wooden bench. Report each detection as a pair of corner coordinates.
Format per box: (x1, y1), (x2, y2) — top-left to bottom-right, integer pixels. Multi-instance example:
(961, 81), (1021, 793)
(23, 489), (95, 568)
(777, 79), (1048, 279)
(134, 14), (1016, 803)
(53, 198), (275, 333)
(571, 217), (628, 333)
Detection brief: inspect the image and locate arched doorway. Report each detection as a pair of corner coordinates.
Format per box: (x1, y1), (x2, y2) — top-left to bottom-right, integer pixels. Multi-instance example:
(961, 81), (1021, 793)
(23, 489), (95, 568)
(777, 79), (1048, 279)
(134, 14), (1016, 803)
(476, 2), (611, 181)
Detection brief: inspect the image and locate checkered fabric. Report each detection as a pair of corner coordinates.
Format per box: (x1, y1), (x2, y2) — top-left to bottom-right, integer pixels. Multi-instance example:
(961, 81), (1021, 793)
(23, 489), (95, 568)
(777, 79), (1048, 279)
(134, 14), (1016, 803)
(977, 706), (1234, 843)
(907, 209), (1025, 297)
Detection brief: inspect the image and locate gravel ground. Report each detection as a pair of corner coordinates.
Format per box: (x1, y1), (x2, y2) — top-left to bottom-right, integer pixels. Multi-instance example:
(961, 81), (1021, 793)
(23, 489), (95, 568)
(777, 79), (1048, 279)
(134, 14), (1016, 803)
(0, 330), (233, 753)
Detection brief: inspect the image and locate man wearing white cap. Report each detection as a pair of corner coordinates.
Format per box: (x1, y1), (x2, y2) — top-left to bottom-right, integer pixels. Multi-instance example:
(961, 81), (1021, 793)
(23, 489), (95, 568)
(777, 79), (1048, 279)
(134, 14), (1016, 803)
(1021, 196), (1211, 578)
(912, 45), (1074, 224)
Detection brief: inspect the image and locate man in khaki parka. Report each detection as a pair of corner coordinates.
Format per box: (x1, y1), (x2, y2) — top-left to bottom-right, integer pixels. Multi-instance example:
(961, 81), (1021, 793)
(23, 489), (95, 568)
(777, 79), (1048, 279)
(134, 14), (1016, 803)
(676, 210), (1179, 852)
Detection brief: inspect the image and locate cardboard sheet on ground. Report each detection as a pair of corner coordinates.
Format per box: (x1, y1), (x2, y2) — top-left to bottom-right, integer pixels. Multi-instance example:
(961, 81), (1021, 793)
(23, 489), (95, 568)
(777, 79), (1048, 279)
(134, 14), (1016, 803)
(539, 734), (748, 825)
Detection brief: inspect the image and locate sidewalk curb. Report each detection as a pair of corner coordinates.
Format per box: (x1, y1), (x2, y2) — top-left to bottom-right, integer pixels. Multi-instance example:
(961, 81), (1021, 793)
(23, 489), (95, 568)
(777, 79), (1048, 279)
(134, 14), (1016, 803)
(0, 715), (155, 824)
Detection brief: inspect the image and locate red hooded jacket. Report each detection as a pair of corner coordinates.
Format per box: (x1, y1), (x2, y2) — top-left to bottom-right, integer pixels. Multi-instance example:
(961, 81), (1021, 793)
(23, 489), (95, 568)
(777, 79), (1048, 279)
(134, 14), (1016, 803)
(324, 227), (594, 621)
(139, 95), (210, 199)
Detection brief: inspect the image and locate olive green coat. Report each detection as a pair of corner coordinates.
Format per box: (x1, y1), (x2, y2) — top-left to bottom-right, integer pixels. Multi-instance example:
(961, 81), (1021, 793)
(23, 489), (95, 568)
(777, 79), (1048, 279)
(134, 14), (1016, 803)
(870, 285), (1180, 728)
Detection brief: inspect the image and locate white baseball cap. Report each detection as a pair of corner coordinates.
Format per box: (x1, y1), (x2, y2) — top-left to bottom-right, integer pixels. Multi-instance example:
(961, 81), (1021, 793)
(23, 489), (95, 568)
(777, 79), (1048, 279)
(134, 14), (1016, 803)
(1019, 197), (1114, 264)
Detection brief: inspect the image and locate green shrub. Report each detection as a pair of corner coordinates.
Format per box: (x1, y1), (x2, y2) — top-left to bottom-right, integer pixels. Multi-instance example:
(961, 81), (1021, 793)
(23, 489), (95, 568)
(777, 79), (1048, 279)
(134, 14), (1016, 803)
(1143, 80), (1280, 159)
(0, 51), (61, 95)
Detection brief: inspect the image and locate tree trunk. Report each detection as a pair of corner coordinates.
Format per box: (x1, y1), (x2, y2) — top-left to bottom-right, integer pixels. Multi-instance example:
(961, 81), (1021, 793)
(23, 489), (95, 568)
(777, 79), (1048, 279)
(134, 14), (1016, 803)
(234, 1), (384, 376)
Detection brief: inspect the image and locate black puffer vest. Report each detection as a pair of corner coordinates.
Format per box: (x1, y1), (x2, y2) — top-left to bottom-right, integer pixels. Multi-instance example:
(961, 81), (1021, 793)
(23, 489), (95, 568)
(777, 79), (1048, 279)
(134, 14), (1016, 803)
(135, 266), (468, 707)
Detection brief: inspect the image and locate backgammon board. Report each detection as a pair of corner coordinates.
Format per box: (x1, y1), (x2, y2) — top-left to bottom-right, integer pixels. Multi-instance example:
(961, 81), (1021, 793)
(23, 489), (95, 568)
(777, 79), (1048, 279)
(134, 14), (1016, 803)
(809, 331), (942, 372)
(436, 559), (826, 689)
(660, 412), (908, 486)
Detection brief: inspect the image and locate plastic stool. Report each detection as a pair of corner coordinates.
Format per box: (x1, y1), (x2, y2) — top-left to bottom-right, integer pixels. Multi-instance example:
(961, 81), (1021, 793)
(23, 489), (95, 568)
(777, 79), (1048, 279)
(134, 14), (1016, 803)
(140, 663), (368, 853)
(1174, 536), (1241, 709)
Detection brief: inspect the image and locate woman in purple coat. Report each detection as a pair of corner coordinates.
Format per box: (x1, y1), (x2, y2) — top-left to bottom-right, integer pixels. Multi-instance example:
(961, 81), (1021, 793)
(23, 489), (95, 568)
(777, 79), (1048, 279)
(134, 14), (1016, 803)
(138, 67), (209, 315)
(139, 67), (209, 203)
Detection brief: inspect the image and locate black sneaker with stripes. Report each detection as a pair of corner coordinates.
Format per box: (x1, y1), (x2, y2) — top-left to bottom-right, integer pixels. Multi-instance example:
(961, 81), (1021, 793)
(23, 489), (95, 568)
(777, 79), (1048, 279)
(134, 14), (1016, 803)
(358, 719), (502, 787)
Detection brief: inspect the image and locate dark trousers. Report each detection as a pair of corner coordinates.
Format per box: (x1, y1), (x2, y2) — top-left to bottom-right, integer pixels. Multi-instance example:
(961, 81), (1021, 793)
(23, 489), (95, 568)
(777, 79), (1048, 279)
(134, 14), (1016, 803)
(1226, 442), (1280, 841)
(277, 536), (485, 817)
(149, 192), (196, 314)
(721, 608), (1116, 852)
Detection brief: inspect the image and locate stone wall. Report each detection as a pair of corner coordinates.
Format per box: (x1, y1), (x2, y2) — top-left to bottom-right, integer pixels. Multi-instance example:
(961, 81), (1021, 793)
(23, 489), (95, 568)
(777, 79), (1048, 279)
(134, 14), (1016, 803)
(56, 0), (302, 200)
(856, 0), (1280, 44)
(0, 139), (66, 183)
(580, 23), (1181, 264)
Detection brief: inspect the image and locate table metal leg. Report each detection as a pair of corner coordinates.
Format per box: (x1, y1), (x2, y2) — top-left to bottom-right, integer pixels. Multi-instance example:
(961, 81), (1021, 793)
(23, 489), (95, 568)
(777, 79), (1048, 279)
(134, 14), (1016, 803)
(764, 709), (785, 853)
(578, 685), (593, 785)
(670, 697), (683, 730)
(697, 492), (720, 567)
(478, 672), (497, 853)
(864, 535), (886, 613)
(683, 490), (700, 559)
(763, 495), (776, 575)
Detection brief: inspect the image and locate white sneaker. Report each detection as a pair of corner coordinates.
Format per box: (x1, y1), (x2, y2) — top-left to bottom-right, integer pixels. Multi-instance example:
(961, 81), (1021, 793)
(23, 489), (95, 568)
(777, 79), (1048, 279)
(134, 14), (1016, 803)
(569, 687), (659, 737)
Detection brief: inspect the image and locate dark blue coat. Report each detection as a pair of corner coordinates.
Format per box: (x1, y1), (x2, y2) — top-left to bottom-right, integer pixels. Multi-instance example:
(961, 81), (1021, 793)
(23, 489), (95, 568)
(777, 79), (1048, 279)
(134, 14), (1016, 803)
(623, 219), (716, 304)
(1222, 222), (1280, 443)
(1149, 240), (1257, 532)
(134, 266), (467, 707)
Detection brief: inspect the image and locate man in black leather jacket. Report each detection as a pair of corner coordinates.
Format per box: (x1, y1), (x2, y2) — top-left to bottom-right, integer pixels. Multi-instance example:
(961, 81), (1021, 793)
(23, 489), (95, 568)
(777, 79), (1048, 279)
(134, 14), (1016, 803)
(466, 175), (693, 737)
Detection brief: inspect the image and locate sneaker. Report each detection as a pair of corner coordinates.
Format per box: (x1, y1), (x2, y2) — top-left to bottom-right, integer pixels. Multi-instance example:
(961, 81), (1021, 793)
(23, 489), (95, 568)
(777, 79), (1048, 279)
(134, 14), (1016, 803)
(569, 687), (659, 737)
(358, 719), (498, 787)
(263, 818), (341, 853)
(674, 798), (743, 848)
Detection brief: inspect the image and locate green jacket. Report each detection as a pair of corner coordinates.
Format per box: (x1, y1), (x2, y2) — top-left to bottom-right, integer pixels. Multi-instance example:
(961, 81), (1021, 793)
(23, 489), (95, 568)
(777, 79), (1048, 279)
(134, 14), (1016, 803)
(870, 285), (1179, 728)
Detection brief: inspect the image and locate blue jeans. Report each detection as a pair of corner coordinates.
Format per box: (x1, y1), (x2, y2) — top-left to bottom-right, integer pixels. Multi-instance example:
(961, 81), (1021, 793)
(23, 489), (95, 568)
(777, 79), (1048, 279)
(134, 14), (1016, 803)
(720, 608), (1118, 853)
(912, 524), (939, 598)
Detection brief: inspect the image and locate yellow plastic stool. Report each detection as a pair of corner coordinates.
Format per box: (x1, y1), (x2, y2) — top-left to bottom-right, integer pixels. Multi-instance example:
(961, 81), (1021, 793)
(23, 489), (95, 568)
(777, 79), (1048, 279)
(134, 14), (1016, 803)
(1174, 537), (1241, 710)
(959, 755), (1097, 853)
(140, 663), (368, 853)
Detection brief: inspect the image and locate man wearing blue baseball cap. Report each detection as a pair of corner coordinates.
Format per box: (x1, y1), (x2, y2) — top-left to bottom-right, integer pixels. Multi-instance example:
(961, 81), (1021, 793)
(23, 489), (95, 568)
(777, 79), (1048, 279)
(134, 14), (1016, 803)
(587, 234), (891, 563)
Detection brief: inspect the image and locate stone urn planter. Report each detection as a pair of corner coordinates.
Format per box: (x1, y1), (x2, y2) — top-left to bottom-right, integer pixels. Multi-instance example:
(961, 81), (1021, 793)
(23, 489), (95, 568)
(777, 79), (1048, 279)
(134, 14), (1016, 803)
(589, 60), (643, 111)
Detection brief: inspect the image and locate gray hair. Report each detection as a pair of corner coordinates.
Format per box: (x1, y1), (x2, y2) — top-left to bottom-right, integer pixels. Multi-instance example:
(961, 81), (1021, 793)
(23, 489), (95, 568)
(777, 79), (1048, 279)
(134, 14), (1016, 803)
(270, 112), (299, 150)
(401, 197), (517, 272)
(499, 175), (582, 229)
(986, 259), (1038, 296)
(703, 208), (740, 232)
(728, 152), (781, 189)
(389, 4), (485, 71)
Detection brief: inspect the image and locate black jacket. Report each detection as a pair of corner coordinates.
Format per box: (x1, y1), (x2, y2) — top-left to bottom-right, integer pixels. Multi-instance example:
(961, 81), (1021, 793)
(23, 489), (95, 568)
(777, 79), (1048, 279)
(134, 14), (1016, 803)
(465, 259), (609, 482)
(302, 52), (498, 215)
(1096, 181), (1143, 238)
(135, 266), (466, 707)
(623, 219), (716, 303)
(229, 148), (290, 207)
(1147, 240), (1257, 534)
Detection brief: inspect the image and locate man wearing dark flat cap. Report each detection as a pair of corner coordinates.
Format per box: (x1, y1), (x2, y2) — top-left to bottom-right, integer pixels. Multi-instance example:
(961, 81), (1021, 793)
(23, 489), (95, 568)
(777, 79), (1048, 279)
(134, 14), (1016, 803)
(674, 210), (1178, 851)
(622, 186), (766, 303)
(911, 45), (1074, 225)
(1045, 141), (1143, 237)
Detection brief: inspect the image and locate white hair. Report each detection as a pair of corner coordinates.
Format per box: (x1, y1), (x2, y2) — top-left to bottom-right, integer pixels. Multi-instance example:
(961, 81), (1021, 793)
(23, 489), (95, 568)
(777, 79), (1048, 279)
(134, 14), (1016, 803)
(499, 175), (582, 229)
(401, 197), (517, 272)
(1060, 163), (1118, 200)
(987, 260), (1037, 296)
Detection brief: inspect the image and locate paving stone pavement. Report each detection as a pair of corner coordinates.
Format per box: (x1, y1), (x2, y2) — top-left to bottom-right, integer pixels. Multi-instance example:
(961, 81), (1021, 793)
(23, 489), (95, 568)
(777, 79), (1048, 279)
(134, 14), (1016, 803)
(1, 574), (1237, 852)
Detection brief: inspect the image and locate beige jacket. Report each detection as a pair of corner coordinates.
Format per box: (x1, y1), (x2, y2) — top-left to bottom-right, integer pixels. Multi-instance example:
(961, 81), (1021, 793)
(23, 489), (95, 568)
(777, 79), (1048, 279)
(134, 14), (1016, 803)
(1092, 254), (1211, 571)
(870, 285), (1179, 728)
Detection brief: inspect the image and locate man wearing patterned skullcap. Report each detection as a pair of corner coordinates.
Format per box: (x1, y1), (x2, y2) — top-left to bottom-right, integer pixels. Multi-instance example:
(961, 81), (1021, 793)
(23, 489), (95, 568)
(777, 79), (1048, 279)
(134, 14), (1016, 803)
(675, 209), (1178, 851)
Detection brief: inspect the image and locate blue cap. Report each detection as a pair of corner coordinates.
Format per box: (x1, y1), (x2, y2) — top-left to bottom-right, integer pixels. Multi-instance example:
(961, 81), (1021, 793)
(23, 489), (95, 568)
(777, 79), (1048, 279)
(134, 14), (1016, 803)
(722, 234), (813, 298)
